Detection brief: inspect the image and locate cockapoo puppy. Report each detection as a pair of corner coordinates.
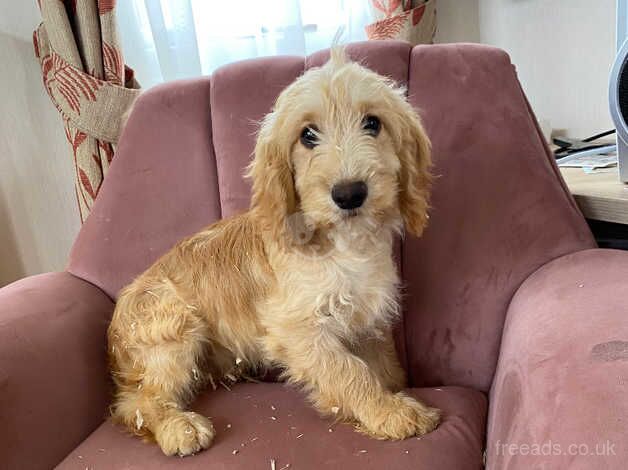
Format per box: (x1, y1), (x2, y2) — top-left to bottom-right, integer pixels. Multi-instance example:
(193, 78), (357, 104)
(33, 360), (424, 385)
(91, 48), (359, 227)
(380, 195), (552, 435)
(108, 49), (440, 456)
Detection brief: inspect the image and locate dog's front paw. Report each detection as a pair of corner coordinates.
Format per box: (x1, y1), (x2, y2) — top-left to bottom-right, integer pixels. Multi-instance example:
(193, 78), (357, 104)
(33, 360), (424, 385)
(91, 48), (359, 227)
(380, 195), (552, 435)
(154, 411), (215, 456)
(357, 392), (441, 440)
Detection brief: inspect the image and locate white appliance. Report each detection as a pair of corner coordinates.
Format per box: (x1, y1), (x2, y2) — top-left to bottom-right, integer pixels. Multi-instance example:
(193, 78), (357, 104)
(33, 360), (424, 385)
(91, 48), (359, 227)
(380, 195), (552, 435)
(610, 0), (628, 181)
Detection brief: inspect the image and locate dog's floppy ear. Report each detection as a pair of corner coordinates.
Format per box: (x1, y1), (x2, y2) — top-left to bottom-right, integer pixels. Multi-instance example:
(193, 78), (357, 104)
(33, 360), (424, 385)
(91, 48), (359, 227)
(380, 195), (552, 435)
(247, 112), (297, 240)
(395, 105), (433, 237)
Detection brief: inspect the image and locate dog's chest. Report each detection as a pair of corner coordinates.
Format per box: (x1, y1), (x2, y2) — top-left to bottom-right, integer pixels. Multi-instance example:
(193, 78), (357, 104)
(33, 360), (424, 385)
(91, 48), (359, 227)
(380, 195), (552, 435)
(284, 245), (399, 335)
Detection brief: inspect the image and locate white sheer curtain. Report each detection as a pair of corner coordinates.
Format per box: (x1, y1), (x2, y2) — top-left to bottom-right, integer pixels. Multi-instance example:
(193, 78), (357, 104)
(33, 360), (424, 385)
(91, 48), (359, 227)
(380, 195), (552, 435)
(117, 0), (372, 88)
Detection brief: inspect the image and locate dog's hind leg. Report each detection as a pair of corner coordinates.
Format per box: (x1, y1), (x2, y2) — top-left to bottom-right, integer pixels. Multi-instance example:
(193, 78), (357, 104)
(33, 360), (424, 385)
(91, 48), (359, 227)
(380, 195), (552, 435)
(108, 283), (215, 456)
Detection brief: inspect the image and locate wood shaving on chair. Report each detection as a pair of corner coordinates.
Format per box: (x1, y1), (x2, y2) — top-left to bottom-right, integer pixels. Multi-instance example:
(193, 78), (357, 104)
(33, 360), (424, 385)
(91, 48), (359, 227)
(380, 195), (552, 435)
(208, 372), (217, 390)
(135, 409), (144, 430)
(225, 373), (238, 382)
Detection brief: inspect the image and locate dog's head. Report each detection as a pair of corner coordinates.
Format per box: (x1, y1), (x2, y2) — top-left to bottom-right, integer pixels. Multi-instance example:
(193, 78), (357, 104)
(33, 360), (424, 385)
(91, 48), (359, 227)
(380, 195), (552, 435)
(248, 49), (432, 246)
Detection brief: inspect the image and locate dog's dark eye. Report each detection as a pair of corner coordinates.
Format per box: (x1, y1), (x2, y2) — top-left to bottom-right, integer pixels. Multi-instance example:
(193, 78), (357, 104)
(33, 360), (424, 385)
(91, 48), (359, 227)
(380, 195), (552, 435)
(300, 126), (319, 149)
(362, 115), (381, 136)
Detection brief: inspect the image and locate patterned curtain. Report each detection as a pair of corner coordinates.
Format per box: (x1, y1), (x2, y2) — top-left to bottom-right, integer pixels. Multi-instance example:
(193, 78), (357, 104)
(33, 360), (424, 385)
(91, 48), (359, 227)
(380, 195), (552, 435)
(33, 0), (141, 222)
(365, 0), (437, 44)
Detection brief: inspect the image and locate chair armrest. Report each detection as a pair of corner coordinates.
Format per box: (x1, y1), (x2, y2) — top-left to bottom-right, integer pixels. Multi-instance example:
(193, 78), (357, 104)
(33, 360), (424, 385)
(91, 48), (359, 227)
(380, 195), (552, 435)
(487, 249), (628, 469)
(0, 272), (114, 470)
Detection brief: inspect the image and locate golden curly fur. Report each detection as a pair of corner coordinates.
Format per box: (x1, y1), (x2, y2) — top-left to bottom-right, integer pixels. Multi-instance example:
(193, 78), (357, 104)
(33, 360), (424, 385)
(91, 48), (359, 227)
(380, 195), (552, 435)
(107, 49), (439, 457)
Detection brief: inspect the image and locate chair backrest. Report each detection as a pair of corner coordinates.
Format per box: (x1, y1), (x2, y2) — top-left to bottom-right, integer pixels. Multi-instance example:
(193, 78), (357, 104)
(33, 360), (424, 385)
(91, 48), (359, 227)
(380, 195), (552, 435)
(68, 41), (595, 392)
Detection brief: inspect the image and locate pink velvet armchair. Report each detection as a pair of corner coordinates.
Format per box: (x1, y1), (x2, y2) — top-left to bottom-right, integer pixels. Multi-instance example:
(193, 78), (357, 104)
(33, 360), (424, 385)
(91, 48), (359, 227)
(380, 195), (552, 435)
(2, 41), (627, 470)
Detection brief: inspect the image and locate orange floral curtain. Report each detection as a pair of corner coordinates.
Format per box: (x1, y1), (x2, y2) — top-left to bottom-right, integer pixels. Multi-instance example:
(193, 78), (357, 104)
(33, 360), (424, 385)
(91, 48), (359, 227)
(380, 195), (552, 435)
(366, 0), (437, 44)
(33, 0), (141, 222)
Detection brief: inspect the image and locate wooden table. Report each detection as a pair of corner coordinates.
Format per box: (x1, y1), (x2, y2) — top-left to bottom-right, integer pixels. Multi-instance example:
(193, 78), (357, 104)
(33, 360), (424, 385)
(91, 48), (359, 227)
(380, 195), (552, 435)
(560, 167), (628, 224)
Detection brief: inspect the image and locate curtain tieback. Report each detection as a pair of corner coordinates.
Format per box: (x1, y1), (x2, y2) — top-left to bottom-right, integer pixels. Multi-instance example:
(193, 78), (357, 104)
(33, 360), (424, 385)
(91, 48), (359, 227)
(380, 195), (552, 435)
(33, 24), (141, 144)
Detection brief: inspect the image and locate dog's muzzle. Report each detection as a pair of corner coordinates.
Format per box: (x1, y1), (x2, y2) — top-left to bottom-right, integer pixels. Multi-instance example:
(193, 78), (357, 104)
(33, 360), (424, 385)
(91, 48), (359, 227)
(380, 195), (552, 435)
(331, 181), (368, 210)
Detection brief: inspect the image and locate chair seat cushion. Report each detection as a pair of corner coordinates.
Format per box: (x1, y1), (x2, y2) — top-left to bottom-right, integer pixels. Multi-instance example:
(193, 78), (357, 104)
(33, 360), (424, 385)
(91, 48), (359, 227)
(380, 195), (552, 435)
(57, 383), (486, 469)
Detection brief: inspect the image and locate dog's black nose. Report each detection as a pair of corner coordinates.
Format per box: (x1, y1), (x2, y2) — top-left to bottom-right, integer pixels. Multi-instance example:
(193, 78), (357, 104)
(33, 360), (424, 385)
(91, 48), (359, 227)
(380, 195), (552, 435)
(331, 181), (368, 210)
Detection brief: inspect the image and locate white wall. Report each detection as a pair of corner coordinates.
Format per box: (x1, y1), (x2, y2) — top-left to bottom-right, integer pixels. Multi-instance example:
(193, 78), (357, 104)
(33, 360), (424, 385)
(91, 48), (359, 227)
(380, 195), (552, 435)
(437, 0), (616, 138)
(0, 0), (41, 40)
(436, 0), (481, 43)
(0, 29), (80, 286)
(478, 0), (616, 138)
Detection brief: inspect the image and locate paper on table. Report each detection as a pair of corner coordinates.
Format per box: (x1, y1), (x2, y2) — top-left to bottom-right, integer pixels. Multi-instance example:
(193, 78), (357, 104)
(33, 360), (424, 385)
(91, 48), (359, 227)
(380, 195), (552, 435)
(556, 152), (618, 170)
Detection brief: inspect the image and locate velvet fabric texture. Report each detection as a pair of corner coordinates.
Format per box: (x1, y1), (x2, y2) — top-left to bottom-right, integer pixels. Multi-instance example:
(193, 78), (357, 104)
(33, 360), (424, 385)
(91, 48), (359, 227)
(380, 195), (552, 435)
(487, 248), (628, 468)
(402, 44), (595, 391)
(58, 384), (487, 469)
(68, 77), (222, 299)
(2, 42), (624, 469)
(0, 272), (114, 470)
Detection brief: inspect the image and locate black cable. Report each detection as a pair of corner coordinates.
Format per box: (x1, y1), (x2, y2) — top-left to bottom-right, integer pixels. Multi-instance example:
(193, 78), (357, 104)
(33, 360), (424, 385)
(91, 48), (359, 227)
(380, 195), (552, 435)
(553, 129), (616, 158)
(582, 129), (616, 142)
